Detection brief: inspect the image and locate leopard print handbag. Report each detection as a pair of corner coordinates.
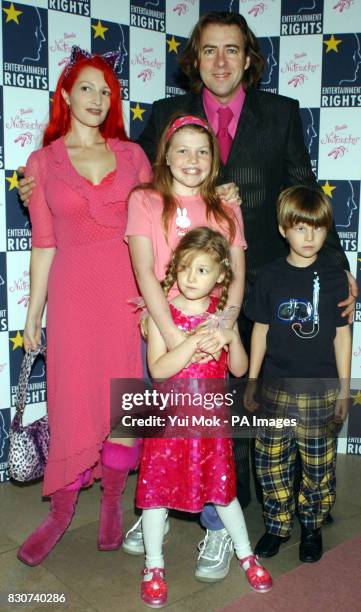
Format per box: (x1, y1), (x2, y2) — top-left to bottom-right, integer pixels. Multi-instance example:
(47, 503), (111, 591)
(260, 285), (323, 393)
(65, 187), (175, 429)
(8, 345), (49, 482)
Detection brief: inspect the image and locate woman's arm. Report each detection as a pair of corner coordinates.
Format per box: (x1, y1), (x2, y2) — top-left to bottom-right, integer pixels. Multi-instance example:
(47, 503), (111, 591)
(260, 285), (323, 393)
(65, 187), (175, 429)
(128, 235), (184, 350)
(24, 247), (56, 350)
(147, 316), (205, 379)
(23, 151), (57, 350)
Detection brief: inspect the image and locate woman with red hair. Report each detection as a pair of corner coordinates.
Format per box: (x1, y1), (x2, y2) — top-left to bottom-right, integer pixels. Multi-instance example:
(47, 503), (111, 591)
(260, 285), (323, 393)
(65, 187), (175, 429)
(17, 47), (151, 566)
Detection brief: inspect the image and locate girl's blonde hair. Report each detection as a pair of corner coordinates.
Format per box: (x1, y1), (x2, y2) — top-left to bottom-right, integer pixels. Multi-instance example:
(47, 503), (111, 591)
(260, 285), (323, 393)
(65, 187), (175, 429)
(162, 227), (233, 310)
(141, 227), (233, 339)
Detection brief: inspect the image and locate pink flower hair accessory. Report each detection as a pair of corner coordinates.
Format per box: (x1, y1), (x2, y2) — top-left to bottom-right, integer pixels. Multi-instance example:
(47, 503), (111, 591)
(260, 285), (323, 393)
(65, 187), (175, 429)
(165, 115), (210, 142)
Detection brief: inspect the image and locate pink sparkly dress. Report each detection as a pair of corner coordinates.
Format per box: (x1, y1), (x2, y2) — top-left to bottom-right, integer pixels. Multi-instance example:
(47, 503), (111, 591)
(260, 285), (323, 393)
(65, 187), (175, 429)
(136, 297), (236, 512)
(26, 136), (151, 496)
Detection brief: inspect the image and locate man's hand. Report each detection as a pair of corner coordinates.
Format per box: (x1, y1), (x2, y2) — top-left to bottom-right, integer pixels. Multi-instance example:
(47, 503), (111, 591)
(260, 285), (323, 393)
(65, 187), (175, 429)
(334, 396), (350, 424)
(216, 182), (242, 205)
(17, 166), (35, 206)
(243, 379), (260, 413)
(338, 270), (358, 323)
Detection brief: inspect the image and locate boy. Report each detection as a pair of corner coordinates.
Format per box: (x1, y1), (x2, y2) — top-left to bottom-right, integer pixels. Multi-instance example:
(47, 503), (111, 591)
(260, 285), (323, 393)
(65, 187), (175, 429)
(244, 185), (352, 563)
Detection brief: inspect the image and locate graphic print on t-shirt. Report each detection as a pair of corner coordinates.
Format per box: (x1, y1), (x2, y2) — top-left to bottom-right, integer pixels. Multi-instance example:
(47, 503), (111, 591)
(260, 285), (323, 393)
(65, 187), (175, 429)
(175, 207), (191, 236)
(277, 271), (320, 339)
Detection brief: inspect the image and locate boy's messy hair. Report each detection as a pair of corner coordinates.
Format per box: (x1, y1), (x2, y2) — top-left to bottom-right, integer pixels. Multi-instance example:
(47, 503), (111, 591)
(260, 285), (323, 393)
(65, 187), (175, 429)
(277, 185), (333, 231)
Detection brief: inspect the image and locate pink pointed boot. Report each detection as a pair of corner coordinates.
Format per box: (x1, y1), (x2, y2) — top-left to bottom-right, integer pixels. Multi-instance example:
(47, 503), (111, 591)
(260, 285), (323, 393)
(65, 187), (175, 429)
(97, 440), (141, 551)
(17, 471), (90, 567)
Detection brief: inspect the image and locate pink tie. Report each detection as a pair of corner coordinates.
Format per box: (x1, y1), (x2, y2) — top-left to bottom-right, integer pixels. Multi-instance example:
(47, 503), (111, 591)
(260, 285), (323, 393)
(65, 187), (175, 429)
(217, 106), (233, 164)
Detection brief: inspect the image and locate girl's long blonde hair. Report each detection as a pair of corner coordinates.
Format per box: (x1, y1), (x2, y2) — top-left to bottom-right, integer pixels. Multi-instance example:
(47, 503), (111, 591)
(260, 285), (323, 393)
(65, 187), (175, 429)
(162, 227), (233, 311)
(141, 227), (233, 339)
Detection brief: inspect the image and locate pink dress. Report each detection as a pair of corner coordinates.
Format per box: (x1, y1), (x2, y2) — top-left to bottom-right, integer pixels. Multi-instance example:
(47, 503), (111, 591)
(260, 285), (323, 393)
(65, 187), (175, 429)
(136, 297), (236, 512)
(27, 136), (151, 496)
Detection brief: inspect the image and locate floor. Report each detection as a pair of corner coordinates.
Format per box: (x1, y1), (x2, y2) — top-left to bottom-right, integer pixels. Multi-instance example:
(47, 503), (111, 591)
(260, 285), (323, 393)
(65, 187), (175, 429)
(1, 454), (360, 612)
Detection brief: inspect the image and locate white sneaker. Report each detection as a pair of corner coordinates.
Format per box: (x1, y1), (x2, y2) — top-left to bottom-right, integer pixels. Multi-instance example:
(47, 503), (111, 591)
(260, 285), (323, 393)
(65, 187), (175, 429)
(195, 528), (234, 582)
(122, 515), (170, 556)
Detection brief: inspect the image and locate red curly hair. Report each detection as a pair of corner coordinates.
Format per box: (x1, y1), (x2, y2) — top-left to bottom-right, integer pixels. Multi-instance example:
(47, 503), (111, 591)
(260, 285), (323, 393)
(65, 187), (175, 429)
(43, 55), (128, 146)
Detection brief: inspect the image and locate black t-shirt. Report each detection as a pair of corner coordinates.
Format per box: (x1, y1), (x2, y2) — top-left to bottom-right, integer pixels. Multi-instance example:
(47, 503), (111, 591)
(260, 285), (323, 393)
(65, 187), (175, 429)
(245, 254), (349, 378)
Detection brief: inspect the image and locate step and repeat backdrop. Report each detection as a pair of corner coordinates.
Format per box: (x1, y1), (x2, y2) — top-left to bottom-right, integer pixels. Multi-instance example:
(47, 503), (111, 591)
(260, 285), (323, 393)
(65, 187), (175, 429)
(0, 0), (360, 482)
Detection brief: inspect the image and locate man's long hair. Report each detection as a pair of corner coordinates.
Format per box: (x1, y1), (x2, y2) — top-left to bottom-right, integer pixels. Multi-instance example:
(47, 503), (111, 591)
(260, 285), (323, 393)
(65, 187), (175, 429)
(179, 11), (265, 92)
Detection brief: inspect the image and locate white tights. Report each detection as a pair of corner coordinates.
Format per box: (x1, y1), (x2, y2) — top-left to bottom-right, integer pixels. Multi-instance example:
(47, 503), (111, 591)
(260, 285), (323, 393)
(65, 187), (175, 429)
(142, 499), (252, 569)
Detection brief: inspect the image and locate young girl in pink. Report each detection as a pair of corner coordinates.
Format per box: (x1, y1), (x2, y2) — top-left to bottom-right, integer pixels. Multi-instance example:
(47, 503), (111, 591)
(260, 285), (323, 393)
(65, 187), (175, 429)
(137, 227), (273, 607)
(126, 114), (246, 359)
(125, 114), (246, 556)
(125, 116), (272, 606)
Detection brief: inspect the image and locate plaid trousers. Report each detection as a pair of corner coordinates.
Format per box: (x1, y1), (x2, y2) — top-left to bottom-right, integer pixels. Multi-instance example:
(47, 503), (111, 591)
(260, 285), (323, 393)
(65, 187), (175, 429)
(255, 385), (338, 536)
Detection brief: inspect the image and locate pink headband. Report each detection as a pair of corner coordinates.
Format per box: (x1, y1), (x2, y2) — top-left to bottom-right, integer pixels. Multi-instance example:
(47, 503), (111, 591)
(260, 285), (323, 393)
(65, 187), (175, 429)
(165, 115), (210, 142)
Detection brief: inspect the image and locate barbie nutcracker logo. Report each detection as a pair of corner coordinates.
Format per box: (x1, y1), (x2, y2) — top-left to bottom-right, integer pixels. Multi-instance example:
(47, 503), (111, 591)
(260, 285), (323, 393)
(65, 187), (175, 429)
(321, 123), (360, 159)
(50, 32), (77, 69)
(333, 0), (354, 12)
(248, 3), (268, 17)
(281, 52), (319, 88)
(9, 270), (30, 308)
(173, 0), (196, 16)
(132, 47), (163, 82)
(239, 0), (274, 17)
(6, 107), (46, 148)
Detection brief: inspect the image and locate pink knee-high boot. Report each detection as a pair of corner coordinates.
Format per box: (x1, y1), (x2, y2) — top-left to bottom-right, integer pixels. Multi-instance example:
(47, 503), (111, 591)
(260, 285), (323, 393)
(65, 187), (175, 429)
(97, 440), (141, 551)
(17, 470), (91, 567)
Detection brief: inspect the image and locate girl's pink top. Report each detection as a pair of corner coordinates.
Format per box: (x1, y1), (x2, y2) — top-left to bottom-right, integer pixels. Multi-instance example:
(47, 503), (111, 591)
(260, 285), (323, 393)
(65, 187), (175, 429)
(125, 189), (247, 287)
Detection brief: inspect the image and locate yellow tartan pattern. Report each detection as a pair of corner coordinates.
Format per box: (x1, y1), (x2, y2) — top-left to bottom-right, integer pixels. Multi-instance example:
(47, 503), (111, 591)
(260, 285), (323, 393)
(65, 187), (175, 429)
(255, 385), (338, 536)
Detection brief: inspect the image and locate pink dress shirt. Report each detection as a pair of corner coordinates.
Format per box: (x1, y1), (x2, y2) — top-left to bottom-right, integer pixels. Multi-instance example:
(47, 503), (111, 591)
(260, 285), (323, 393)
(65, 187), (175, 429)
(202, 86), (246, 139)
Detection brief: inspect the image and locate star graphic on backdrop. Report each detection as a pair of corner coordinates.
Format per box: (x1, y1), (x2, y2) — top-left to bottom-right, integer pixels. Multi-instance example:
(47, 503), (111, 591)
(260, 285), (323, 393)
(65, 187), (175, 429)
(6, 170), (19, 191)
(91, 20), (109, 40)
(9, 330), (23, 350)
(351, 390), (361, 406)
(322, 181), (336, 198)
(167, 35), (181, 54)
(2, 2), (22, 24)
(131, 102), (146, 121)
(323, 34), (342, 53)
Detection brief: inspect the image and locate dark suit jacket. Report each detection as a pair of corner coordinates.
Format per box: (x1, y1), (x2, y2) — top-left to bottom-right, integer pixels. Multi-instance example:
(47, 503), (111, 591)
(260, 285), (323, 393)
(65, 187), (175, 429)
(137, 87), (348, 307)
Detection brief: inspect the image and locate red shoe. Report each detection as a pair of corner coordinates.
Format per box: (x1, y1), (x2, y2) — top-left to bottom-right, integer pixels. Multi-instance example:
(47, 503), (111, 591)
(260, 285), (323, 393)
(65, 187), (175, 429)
(141, 567), (167, 608)
(239, 554), (273, 593)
